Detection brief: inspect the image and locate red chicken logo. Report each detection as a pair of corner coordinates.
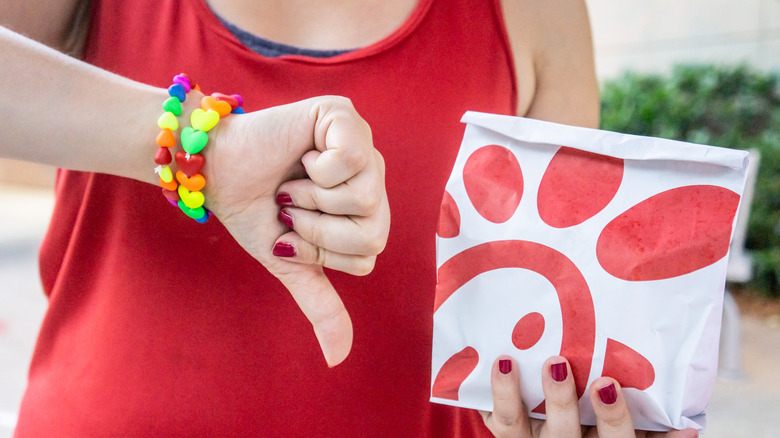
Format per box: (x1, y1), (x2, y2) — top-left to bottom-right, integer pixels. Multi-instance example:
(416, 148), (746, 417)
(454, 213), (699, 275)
(431, 141), (741, 416)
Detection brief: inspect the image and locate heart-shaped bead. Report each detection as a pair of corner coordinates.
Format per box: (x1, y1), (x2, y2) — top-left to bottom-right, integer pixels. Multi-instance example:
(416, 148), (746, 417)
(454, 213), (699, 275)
(156, 129), (175, 148)
(172, 74), (191, 92)
(158, 165), (173, 183)
(175, 150), (205, 177)
(176, 170), (206, 192)
(191, 108), (220, 132)
(157, 111), (178, 131)
(161, 188), (180, 203)
(178, 200), (206, 220)
(194, 212), (210, 223)
(159, 177), (178, 191)
(201, 96), (232, 117)
(168, 83), (186, 102)
(162, 97), (182, 116)
(154, 147), (172, 165)
(181, 127), (209, 154)
(211, 92), (239, 110)
(178, 185), (205, 209)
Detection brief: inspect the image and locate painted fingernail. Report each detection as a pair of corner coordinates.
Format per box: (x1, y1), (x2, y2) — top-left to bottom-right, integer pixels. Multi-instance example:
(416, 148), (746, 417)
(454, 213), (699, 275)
(276, 192), (294, 207)
(499, 359), (512, 375)
(278, 209), (294, 228)
(550, 362), (567, 382)
(272, 242), (296, 257)
(598, 383), (618, 405)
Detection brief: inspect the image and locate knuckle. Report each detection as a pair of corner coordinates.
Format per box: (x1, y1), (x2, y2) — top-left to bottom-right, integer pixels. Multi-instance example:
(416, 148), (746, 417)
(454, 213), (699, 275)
(601, 411), (630, 429)
(307, 213), (326, 247)
(354, 189), (380, 215)
(351, 256), (376, 276)
(315, 246), (328, 267)
(545, 397), (579, 414)
(362, 227), (388, 255)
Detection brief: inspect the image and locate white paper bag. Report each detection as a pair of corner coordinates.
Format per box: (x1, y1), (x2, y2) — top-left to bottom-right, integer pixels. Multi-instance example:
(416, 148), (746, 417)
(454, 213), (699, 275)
(431, 112), (750, 431)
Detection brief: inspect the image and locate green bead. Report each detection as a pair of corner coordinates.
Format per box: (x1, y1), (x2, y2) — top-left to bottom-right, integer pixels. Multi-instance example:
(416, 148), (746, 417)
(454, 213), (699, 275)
(162, 96), (182, 116)
(178, 199), (206, 219)
(181, 127), (208, 154)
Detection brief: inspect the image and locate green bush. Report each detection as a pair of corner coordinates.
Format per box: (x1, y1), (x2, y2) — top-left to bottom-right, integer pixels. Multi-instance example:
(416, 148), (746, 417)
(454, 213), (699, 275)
(600, 64), (780, 296)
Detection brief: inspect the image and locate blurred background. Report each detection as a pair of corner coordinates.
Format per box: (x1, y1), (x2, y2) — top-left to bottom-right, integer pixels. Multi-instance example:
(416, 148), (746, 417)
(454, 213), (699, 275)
(1, 1), (779, 436)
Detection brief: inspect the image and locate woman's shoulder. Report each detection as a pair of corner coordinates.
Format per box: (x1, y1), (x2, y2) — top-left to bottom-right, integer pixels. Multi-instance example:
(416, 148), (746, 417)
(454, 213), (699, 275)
(499, 0), (599, 125)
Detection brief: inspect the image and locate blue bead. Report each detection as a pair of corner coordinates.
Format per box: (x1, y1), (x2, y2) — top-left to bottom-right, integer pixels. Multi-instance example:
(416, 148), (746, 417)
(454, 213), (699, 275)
(168, 83), (186, 102)
(232, 107), (246, 114)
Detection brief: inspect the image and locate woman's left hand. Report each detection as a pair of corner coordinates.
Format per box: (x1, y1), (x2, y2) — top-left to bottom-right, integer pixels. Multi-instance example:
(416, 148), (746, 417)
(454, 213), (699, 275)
(205, 96), (390, 368)
(480, 356), (699, 438)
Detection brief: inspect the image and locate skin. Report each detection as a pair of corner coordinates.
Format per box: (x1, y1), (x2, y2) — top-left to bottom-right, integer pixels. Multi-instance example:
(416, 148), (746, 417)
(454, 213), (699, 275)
(0, 25), (389, 367)
(0, 1), (697, 435)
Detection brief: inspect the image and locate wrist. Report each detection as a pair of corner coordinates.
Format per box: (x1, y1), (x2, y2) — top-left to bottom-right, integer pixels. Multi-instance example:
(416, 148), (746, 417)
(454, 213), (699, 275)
(149, 74), (243, 223)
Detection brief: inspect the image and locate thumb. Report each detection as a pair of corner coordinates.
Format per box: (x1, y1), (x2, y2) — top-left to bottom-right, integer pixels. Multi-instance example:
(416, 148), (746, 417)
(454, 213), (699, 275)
(270, 262), (353, 367)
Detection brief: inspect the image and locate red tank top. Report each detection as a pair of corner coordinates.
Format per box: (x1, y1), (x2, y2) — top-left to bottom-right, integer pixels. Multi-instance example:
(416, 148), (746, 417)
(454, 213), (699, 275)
(17, 0), (516, 436)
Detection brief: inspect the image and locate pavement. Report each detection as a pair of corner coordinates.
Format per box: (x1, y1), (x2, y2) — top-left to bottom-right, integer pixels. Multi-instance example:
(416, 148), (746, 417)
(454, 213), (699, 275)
(1, 183), (779, 437)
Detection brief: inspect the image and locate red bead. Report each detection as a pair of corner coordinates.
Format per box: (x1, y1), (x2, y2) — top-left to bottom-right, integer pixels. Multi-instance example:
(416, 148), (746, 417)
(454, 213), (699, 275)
(154, 147), (172, 165)
(175, 150), (205, 177)
(212, 92), (239, 110)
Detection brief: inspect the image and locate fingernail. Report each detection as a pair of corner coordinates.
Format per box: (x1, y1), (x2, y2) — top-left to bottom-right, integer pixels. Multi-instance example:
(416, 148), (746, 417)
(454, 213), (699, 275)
(550, 362), (567, 382)
(278, 209), (294, 228)
(598, 383), (618, 405)
(499, 359), (512, 375)
(272, 242), (296, 257)
(276, 192), (294, 207)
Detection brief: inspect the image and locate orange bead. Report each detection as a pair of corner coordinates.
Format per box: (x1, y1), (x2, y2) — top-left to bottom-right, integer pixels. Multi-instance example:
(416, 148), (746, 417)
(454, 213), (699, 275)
(159, 177), (178, 191)
(156, 129), (176, 148)
(176, 170), (206, 192)
(201, 96), (232, 117)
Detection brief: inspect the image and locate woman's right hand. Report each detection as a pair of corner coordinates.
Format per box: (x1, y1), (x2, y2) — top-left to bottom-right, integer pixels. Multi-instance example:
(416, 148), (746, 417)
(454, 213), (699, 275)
(205, 96), (390, 368)
(481, 356), (700, 438)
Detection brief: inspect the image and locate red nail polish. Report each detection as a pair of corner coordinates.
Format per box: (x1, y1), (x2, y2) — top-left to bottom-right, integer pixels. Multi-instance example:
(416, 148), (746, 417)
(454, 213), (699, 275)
(499, 359), (512, 375)
(550, 362), (567, 382)
(278, 209), (294, 228)
(598, 383), (618, 405)
(276, 193), (294, 207)
(272, 242), (296, 257)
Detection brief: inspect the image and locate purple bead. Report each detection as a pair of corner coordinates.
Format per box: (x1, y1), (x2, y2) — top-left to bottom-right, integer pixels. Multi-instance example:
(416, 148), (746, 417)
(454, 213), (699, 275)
(172, 75), (192, 93)
(231, 94), (244, 107)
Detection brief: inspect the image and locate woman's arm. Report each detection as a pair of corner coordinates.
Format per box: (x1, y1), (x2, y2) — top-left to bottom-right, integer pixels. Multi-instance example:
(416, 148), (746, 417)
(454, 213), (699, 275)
(502, 0), (600, 128)
(0, 0), (90, 55)
(1, 25), (390, 367)
(1, 25), (164, 183)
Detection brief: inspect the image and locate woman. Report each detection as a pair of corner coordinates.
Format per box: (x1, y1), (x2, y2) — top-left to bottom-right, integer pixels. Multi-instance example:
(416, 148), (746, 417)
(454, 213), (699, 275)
(1, 0), (696, 436)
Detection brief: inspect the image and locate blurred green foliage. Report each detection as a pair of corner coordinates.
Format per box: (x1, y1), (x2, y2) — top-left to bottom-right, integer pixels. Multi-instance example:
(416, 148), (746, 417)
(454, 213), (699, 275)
(600, 64), (780, 296)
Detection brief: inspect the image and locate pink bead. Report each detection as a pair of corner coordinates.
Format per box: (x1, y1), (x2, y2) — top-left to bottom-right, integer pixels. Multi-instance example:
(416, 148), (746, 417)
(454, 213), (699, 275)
(172, 74), (191, 93)
(231, 94), (244, 107)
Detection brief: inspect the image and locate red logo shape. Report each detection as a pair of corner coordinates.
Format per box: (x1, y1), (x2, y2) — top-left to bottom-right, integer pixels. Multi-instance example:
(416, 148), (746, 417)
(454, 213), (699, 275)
(601, 338), (655, 390)
(512, 312), (545, 351)
(437, 190), (461, 238)
(463, 145), (523, 223)
(435, 240), (596, 399)
(538, 147), (624, 228)
(431, 346), (479, 401)
(597, 185), (740, 281)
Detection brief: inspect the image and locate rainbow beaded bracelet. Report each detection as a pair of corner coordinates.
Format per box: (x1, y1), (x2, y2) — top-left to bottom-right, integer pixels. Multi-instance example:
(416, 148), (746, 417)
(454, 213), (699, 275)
(154, 73), (244, 223)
